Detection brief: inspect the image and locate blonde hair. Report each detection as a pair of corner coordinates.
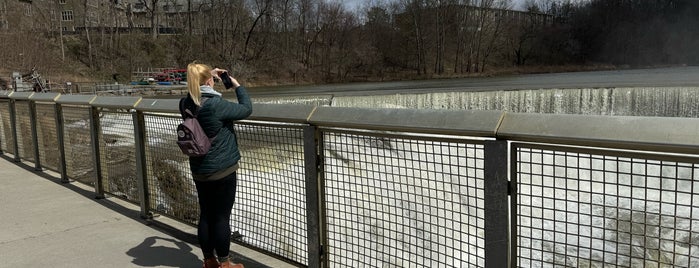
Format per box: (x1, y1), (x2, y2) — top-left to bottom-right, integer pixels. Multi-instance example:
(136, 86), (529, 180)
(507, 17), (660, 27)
(187, 62), (213, 106)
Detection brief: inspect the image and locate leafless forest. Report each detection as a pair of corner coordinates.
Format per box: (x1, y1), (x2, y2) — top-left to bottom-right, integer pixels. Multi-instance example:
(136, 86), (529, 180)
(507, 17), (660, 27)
(0, 0), (697, 86)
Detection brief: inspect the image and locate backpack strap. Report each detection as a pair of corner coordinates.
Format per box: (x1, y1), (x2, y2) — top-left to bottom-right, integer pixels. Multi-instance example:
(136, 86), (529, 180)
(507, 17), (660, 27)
(180, 96), (210, 119)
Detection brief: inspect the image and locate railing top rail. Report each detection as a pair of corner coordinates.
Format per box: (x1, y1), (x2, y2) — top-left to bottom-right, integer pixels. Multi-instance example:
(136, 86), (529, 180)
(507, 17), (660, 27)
(30, 92), (60, 102)
(249, 103), (316, 124)
(8, 91), (33, 100)
(497, 112), (699, 154)
(135, 99), (180, 113)
(134, 101), (318, 124)
(309, 106), (504, 137)
(55, 95), (96, 105)
(5, 92), (699, 155)
(91, 96), (142, 109)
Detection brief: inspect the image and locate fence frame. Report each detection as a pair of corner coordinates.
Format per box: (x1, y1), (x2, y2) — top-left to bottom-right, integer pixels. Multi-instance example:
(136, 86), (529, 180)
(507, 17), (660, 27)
(30, 92), (61, 173)
(55, 95), (97, 186)
(0, 90), (10, 154)
(1, 92), (699, 268)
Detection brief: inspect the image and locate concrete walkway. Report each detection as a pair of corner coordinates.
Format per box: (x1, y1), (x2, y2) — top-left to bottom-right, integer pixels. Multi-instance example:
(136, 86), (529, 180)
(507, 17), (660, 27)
(0, 154), (296, 268)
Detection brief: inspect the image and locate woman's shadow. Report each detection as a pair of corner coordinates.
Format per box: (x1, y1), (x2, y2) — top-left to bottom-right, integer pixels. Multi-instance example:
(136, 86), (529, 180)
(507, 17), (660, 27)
(126, 236), (201, 267)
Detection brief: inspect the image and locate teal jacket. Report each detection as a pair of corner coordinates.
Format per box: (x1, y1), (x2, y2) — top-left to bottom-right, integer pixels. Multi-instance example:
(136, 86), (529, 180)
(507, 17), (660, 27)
(179, 86), (252, 179)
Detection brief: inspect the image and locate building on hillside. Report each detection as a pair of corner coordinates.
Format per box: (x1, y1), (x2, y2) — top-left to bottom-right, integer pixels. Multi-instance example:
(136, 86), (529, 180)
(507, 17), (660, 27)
(0, 0), (47, 32)
(0, 0), (98, 33)
(0, 0), (214, 35)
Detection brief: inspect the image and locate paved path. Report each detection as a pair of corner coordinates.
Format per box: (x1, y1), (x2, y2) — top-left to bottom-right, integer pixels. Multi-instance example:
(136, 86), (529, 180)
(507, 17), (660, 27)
(0, 154), (296, 268)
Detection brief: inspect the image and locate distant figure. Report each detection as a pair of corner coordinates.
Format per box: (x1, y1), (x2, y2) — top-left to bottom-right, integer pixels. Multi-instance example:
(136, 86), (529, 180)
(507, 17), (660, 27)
(179, 62), (252, 268)
(33, 82), (42, 92)
(112, 73), (120, 83)
(0, 77), (7, 90)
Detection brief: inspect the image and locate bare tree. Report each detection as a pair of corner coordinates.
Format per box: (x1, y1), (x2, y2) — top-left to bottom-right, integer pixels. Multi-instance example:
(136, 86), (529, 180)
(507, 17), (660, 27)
(141, 0), (160, 39)
(432, 0), (450, 74)
(242, 0), (271, 63)
(402, 0), (428, 75)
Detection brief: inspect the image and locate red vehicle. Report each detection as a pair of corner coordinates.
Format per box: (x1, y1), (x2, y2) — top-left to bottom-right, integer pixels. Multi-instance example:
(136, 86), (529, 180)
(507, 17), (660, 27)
(154, 69), (187, 83)
(165, 68), (187, 82)
(155, 73), (173, 82)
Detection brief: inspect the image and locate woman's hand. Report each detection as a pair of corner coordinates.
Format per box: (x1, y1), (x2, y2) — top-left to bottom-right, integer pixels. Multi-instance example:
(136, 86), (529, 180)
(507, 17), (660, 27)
(210, 68), (228, 78)
(211, 67), (240, 88)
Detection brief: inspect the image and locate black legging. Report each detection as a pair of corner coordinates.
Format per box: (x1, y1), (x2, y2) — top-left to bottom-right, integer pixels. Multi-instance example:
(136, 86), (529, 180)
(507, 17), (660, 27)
(194, 172), (237, 258)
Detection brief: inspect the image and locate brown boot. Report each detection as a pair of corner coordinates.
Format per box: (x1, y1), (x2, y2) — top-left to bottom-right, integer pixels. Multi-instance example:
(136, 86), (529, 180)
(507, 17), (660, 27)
(219, 260), (244, 268)
(203, 257), (219, 268)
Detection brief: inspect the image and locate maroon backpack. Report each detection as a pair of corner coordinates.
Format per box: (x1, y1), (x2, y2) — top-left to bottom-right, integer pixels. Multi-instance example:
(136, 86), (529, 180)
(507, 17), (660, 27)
(177, 98), (212, 157)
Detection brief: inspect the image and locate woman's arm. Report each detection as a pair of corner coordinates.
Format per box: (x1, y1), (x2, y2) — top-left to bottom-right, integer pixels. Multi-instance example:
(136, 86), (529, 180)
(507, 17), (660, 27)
(218, 83), (252, 121)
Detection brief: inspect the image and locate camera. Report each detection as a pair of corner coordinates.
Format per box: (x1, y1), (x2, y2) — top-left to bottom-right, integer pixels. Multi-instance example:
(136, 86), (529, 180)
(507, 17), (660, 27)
(220, 71), (234, 89)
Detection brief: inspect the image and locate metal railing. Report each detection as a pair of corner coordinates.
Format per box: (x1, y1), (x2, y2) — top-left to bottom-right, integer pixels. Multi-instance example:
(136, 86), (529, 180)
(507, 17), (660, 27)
(1, 91), (698, 267)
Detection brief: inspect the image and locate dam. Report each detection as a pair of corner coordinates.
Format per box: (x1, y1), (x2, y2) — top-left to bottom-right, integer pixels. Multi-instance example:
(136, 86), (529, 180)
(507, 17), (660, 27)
(253, 86), (699, 118)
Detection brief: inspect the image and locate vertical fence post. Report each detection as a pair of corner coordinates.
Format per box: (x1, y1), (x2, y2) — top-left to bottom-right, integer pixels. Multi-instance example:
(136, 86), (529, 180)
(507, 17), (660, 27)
(54, 103), (69, 183)
(0, 100), (3, 155)
(484, 140), (510, 268)
(304, 125), (323, 268)
(28, 100), (42, 171)
(133, 109), (151, 219)
(509, 144), (519, 268)
(9, 99), (20, 162)
(0, 98), (4, 155)
(90, 106), (105, 199)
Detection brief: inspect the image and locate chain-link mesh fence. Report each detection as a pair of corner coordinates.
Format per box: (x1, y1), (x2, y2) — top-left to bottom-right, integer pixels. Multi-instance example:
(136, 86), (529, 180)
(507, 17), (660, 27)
(515, 144), (699, 267)
(143, 112), (198, 224)
(98, 108), (139, 203)
(234, 122), (309, 265)
(142, 115), (311, 265)
(6, 95), (699, 268)
(321, 129), (486, 267)
(62, 105), (95, 184)
(35, 102), (59, 172)
(14, 101), (34, 162)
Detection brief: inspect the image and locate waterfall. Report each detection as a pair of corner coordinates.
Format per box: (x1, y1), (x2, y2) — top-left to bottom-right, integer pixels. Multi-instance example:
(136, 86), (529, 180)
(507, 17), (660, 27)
(321, 87), (699, 117)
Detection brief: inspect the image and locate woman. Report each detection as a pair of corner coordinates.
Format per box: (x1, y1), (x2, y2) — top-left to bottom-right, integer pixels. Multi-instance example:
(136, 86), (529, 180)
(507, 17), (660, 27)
(179, 62), (252, 268)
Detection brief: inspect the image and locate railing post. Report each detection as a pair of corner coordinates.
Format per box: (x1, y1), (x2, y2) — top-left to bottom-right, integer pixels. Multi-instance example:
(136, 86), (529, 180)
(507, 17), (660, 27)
(9, 99), (20, 162)
(54, 103), (69, 183)
(90, 106), (105, 199)
(0, 100), (3, 155)
(0, 98), (4, 155)
(28, 100), (42, 171)
(133, 109), (151, 219)
(509, 144), (519, 268)
(304, 125), (323, 268)
(484, 140), (510, 268)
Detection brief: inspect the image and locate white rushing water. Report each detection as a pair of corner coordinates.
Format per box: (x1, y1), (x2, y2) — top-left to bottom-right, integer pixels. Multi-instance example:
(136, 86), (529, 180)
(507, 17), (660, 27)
(517, 150), (698, 267)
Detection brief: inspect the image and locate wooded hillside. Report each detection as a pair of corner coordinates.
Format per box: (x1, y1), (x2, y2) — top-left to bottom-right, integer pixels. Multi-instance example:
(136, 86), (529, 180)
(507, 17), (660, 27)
(1, 0), (697, 86)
